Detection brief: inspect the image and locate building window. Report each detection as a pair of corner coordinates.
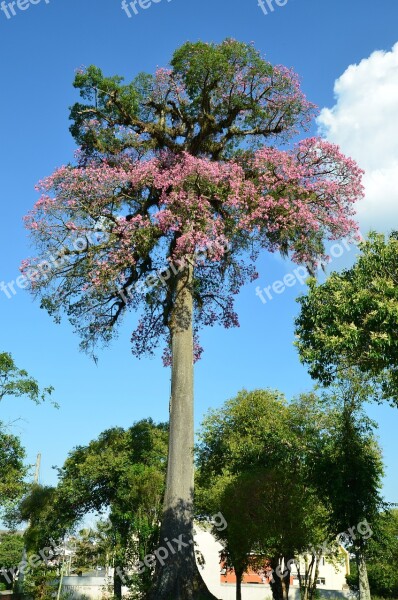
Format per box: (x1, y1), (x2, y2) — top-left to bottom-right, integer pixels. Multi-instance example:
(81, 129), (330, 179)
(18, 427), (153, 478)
(316, 578), (326, 585)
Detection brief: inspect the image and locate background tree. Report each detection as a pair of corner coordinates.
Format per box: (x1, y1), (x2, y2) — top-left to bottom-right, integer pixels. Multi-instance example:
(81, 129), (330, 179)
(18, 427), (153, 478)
(196, 389), (332, 600)
(0, 350), (54, 517)
(9, 485), (66, 600)
(70, 521), (113, 575)
(21, 563), (62, 600)
(15, 420), (167, 599)
(295, 231), (398, 404)
(196, 469), (258, 600)
(356, 509), (398, 599)
(0, 351), (53, 406)
(313, 374), (386, 600)
(0, 429), (27, 516)
(22, 39), (364, 600)
(287, 392), (342, 600)
(55, 419), (167, 599)
(0, 532), (24, 590)
(16, 484), (66, 551)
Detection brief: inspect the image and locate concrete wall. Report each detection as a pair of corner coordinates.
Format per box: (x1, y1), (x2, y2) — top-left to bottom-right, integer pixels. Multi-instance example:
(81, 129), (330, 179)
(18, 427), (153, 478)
(215, 586), (354, 600)
(62, 576), (107, 599)
(62, 576), (131, 599)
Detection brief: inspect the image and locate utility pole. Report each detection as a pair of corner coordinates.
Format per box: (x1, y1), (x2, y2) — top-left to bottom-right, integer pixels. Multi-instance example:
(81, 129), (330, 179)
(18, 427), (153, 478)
(34, 452), (41, 484)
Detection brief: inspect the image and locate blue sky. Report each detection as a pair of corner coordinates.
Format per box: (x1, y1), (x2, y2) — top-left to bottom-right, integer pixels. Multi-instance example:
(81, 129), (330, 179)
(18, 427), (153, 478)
(0, 0), (397, 504)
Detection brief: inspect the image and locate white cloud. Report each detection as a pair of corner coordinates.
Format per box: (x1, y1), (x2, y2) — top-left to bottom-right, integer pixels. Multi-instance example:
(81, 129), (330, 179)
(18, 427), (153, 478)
(318, 42), (398, 233)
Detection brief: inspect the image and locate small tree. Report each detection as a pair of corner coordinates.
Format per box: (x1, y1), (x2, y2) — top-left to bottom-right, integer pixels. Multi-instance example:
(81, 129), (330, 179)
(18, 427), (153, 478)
(312, 374), (386, 600)
(71, 522), (113, 574)
(22, 39), (364, 599)
(196, 389), (331, 600)
(54, 420), (168, 599)
(363, 509), (398, 598)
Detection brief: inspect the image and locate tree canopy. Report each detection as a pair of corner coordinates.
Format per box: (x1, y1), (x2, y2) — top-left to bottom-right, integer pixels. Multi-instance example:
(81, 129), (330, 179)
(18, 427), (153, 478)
(17, 419), (168, 599)
(196, 390), (334, 600)
(196, 386), (386, 600)
(22, 39), (363, 358)
(295, 232), (398, 404)
(364, 509), (398, 598)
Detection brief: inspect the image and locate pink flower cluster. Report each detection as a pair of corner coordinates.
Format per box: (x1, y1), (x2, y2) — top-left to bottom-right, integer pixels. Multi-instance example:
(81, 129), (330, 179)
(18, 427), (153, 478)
(22, 138), (364, 356)
(24, 140), (363, 291)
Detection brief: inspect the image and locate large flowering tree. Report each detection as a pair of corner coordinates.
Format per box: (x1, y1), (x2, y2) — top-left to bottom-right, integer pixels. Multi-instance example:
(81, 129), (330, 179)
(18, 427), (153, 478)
(22, 40), (364, 600)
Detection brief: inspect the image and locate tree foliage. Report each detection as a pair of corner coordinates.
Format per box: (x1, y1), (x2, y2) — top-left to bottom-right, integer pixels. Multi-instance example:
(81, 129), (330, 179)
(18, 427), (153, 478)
(0, 351), (54, 515)
(0, 532), (24, 570)
(365, 509), (398, 598)
(17, 419), (168, 598)
(196, 390), (333, 600)
(0, 430), (27, 513)
(311, 374), (386, 600)
(196, 386), (386, 600)
(0, 352), (53, 405)
(296, 232), (398, 404)
(22, 39), (363, 358)
(70, 521), (113, 573)
(313, 375), (385, 538)
(0, 532), (24, 592)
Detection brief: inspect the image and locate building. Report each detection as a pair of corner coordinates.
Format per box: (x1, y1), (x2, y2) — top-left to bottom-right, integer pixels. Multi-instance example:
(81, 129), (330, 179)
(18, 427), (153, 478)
(46, 527), (353, 600)
(195, 528), (352, 600)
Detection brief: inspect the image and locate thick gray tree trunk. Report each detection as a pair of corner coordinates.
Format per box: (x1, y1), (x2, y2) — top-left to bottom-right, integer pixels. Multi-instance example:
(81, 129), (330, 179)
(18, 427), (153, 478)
(356, 550), (371, 600)
(148, 267), (218, 600)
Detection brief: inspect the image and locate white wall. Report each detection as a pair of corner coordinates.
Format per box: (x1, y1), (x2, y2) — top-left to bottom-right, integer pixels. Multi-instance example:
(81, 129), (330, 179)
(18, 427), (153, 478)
(194, 528), (352, 600)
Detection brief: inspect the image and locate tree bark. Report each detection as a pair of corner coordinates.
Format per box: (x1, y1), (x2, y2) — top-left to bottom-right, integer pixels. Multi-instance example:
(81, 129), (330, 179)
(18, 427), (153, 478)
(281, 556), (292, 600)
(148, 266), (218, 600)
(269, 557), (284, 600)
(356, 548), (371, 600)
(113, 562), (123, 600)
(308, 555), (320, 600)
(235, 569), (243, 600)
(298, 554), (313, 600)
